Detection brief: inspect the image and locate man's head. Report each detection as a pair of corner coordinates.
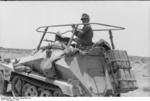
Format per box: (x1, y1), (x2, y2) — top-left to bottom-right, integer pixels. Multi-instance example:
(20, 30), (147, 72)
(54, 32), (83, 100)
(81, 13), (90, 23)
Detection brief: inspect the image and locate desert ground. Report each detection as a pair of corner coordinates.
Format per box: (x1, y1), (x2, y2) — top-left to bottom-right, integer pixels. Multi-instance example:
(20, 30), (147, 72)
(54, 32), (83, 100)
(0, 47), (150, 97)
(122, 56), (150, 97)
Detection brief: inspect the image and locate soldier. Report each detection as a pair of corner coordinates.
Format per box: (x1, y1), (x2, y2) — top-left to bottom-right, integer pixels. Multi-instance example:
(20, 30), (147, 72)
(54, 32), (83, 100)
(74, 13), (93, 47)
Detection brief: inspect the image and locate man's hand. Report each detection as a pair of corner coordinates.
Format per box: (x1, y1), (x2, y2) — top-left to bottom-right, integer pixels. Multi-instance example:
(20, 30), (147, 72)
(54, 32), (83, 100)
(71, 24), (82, 36)
(72, 24), (76, 29)
(71, 24), (79, 30)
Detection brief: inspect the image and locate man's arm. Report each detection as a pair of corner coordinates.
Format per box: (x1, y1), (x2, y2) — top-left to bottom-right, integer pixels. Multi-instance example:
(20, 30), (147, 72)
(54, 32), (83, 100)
(75, 25), (91, 38)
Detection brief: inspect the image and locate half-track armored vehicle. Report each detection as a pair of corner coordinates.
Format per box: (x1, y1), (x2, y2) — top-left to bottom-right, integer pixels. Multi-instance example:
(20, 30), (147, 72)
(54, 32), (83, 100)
(10, 23), (138, 97)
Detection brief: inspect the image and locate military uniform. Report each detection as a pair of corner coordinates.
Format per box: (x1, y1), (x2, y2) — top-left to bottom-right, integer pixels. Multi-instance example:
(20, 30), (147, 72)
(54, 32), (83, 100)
(75, 24), (93, 46)
(74, 13), (93, 47)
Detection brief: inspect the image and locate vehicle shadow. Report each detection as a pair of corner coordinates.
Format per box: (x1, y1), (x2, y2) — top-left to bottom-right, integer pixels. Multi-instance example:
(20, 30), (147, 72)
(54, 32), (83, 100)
(3, 92), (12, 97)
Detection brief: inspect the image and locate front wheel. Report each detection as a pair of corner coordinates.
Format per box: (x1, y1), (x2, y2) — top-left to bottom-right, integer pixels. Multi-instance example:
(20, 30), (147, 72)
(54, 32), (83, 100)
(11, 76), (22, 96)
(0, 71), (8, 94)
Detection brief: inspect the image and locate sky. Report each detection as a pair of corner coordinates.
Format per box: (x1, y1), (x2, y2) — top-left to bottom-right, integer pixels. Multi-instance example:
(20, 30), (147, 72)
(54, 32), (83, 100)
(0, 1), (150, 57)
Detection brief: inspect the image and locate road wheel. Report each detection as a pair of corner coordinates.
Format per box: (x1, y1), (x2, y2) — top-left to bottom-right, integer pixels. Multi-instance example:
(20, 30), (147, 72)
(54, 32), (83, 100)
(53, 89), (63, 96)
(39, 89), (52, 97)
(22, 83), (38, 97)
(0, 71), (7, 94)
(11, 76), (22, 96)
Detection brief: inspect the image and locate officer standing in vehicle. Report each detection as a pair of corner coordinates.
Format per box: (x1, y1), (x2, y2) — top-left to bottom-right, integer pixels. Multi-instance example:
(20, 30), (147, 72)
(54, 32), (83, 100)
(74, 13), (93, 47)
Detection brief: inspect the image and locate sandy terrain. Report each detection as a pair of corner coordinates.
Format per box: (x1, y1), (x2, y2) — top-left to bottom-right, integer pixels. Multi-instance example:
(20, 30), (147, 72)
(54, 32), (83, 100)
(0, 47), (32, 60)
(122, 56), (150, 97)
(0, 47), (150, 97)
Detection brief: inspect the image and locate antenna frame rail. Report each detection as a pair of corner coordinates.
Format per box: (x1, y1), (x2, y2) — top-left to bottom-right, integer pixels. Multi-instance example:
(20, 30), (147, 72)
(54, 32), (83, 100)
(36, 23), (125, 50)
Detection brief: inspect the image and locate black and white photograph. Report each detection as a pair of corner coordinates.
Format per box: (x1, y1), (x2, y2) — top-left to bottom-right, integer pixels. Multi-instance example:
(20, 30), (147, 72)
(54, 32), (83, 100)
(0, 1), (150, 98)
